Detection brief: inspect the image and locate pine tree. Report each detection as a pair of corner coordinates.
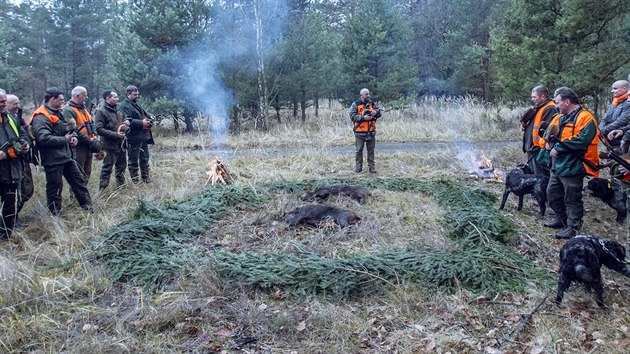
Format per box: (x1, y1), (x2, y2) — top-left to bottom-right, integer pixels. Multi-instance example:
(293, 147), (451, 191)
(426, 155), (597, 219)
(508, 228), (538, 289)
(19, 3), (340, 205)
(340, 0), (418, 103)
(491, 0), (630, 107)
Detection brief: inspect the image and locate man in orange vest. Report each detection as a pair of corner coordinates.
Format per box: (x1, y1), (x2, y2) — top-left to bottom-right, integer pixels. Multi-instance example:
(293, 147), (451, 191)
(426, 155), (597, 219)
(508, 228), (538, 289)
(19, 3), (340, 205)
(521, 85), (557, 176)
(543, 87), (599, 239)
(349, 88), (381, 174)
(31, 87), (92, 215)
(63, 86), (99, 182)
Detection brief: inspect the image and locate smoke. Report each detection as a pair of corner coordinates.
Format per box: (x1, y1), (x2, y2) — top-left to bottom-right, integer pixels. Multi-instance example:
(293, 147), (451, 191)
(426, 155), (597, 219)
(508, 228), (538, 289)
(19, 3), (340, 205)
(178, 0), (289, 147)
(456, 140), (477, 171)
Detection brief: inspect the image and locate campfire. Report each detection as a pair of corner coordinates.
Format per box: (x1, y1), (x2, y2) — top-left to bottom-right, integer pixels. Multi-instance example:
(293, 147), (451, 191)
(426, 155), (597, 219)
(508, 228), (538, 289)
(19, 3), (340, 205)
(206, 157), (234, 186)
(468, 150), (505, 182)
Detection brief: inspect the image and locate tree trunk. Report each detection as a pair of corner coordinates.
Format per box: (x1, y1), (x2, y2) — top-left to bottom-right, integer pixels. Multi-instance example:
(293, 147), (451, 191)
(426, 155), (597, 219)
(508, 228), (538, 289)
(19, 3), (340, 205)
(172, 111), (180, 132)
(593, 92), (600, 119)
(184, 107), (195, 133)
(481, 54), (490, 101)
(231, 104), (241, 133)
(254, 0), (268, 131)
(315, 93), (319, 118)
(300, 88), (307, 123)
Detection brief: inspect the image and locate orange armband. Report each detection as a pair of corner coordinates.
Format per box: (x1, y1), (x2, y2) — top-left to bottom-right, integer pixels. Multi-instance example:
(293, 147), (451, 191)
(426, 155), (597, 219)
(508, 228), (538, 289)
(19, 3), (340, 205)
(6, 148), (17, 159)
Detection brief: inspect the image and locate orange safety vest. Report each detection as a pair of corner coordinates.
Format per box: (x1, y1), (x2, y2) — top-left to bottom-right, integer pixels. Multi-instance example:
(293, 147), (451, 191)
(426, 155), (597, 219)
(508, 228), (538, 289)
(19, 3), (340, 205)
(30, 105), (60, 124)
(353, 101), (377, 133)
(532, 100), (556, 148)
(549, 108), (600, 177)
(68, 105), (95, 138)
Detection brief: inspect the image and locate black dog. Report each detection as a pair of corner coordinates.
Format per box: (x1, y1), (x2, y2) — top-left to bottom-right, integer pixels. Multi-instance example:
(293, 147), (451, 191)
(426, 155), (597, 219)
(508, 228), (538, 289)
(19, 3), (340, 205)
(583, 178), (627, 224)
(499, 164), (549, 216)
(555, 235), (630, 307)
(282, 204), (361, 228)
(301, 184), (371, 204)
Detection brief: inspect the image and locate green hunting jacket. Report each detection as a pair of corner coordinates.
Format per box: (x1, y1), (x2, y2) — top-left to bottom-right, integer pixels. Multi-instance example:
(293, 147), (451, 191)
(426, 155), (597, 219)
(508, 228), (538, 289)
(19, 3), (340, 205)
(32, 105), (74, 167)
(94, 103), (126, 152)
(551, 108), (598, 177)
(118, 98), (151, 144)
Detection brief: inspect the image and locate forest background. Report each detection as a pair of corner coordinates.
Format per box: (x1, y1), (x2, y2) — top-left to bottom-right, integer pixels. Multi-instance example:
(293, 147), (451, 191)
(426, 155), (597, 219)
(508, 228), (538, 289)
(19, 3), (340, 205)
(1, 0), (630, 134)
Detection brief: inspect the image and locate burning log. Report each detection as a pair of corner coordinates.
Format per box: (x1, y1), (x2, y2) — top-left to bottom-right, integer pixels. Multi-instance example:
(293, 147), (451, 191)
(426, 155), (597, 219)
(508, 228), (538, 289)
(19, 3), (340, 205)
(206, 157), (234, 186)
(467, 150), (505, 182)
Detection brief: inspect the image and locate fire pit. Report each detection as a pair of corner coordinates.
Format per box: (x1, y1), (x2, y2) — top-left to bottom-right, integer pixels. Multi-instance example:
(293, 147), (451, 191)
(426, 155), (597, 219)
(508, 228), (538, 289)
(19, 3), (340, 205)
(206, 157), (234, 186)
(467, 150), (505, 182)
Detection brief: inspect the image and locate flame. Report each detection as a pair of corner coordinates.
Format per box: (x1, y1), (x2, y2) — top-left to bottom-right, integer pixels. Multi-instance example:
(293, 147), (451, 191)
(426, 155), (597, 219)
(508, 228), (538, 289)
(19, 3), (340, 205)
(206, 156), (233, 186)
(470, 150), (504, 182)
(472, 150), (493, 169)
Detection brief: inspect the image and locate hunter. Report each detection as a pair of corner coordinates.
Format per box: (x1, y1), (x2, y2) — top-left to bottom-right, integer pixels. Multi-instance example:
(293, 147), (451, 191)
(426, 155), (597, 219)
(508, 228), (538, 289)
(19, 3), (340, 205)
(543, 87), (599, 239)
(349, 88), (381, 174)
(63, 86), (99, 182)
(31, 87), (92, 215)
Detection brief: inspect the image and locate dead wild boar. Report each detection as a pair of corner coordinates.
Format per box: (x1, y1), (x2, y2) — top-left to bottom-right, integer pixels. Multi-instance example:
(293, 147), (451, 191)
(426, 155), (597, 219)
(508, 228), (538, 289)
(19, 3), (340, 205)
(301, 184), (371, 204)
(282, 204), (361, 228)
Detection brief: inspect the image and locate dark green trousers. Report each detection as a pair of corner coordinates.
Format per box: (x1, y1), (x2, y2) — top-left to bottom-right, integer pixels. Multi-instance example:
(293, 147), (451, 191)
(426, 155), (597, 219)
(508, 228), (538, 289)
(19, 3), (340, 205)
(547, 172), (585, 229)
(527, 147), (549, 177)
(127, 140), (150, 182)
(17, 162), (33, 214)
(75, 145), (93, 182)
(44, 161), (92, 215)
(354, 135), (375, 171)
(99, 149), (127, 190)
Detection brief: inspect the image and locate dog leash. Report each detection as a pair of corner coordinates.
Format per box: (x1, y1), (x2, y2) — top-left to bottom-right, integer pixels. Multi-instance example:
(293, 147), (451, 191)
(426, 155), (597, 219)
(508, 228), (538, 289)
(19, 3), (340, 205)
(525, 149), (538, 165)
(575, 235), (630, 265)
(573, 235), (630, 265)
(597, 239), (630, 265)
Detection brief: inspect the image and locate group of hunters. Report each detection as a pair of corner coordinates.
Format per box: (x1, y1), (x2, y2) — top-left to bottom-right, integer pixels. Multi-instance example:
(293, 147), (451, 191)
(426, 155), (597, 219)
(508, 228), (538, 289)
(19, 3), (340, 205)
(0, 85), (154, 239)
(1, 82), (629, 240)
(520, 78), (630, 240)
(350, 80), (630, 242)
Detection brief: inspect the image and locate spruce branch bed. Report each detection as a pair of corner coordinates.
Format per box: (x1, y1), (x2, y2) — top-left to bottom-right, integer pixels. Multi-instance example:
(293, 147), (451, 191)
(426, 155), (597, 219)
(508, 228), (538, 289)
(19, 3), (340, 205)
(214, 178), (552, 297)
(94, 178), (554, 295)
(92, 186), (267, 291)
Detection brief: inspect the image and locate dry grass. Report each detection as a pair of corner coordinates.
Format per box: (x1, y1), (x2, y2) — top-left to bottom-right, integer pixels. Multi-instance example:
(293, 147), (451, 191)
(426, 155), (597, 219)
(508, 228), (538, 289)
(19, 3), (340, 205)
(1, 97), (630, 352)
(161, 96), (522, 150)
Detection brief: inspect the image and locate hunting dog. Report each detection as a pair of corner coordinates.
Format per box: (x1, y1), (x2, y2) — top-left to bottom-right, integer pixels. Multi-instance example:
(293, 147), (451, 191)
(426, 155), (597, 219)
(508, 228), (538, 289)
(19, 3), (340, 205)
(301, 184), (371, 204)
(499, 164), (549, 216)
(282, 204), (361, 228)
(555, 235), (630, 307)
(583, 177), (627, 224)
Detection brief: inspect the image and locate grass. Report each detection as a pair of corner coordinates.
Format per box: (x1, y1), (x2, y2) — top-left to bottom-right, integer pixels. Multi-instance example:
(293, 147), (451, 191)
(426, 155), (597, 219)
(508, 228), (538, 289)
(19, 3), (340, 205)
(1, 97), (630, 352)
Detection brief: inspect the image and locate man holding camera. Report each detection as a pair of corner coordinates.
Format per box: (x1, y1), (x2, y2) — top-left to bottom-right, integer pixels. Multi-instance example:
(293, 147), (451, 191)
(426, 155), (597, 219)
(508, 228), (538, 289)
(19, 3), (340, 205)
(119, 85), (154, 183)
(349, 88), (381, 174)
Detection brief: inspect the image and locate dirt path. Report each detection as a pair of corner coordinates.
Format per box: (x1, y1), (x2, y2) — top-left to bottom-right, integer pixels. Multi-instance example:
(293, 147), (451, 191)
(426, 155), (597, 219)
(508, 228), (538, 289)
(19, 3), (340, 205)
(156, 140), (517, 159)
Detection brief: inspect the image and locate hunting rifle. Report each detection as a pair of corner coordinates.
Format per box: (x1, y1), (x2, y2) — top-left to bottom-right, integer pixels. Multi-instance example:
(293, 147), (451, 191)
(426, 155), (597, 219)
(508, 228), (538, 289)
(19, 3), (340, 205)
(597, 130), (630, 174)
(543, 124), (610, 171)
(16, 107), (23, 124)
